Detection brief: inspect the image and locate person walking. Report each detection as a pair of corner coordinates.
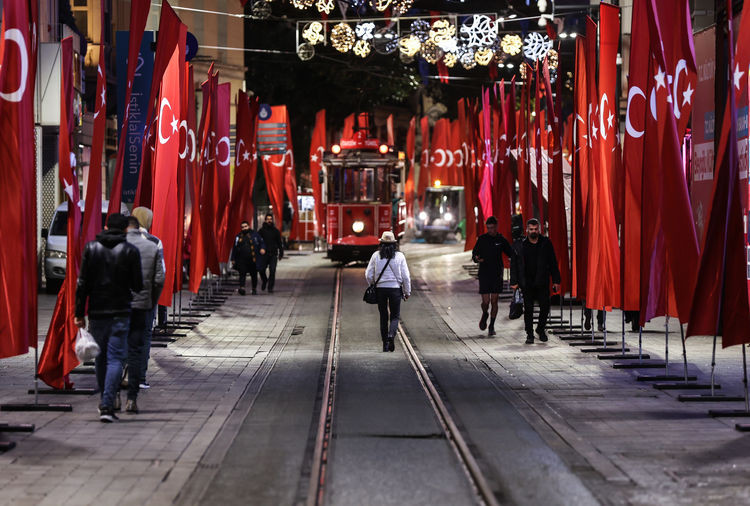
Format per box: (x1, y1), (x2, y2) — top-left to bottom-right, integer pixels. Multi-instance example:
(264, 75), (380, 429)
(258, 213), (284, 293)
(471, 216), (515, 336)
(130, 206), (163, 390)
(74, 213), (143, 422)
(510, 218), (561, 344)
(123, 216), (165, 414)
(231, 221), (266, 295)
(365, 231), (411, 352)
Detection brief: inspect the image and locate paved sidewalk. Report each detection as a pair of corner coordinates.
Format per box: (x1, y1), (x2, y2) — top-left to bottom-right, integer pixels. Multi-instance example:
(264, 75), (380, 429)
(405, 241), (750, 505)
(0, 254), (315, 506)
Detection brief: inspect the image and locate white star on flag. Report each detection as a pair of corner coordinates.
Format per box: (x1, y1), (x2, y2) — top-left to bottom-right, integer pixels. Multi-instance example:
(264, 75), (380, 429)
(734, 63), (745, 90)
(63, 178), (75, 202)
(654, 67), (666, 90)
(682, 82), (694, 105)
(263, 155), (270, 161)
(311, 154), (318, 162)
(170, 116), (179, 134)
(242, 151), (250, 161)
(607, 112), (614, 130)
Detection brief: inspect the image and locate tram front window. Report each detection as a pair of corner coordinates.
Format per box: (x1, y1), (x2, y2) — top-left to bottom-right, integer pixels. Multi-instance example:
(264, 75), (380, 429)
(341, 167), (382, 202)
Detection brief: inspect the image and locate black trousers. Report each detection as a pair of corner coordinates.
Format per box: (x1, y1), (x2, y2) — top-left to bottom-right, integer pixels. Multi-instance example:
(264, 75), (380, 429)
(376, 287), (402, 341)
(522, 285), (550, 335)
(260, 255), (277, 291)
(238, 263), (258, 290)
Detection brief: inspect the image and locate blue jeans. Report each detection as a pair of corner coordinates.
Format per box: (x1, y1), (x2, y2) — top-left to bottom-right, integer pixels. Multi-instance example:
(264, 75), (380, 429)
(127, 309), (152, 400)
(89, 316), (130, 409)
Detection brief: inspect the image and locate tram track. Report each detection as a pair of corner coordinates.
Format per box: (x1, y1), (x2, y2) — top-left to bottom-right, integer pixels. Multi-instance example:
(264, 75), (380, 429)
(306, 267), (499, 506)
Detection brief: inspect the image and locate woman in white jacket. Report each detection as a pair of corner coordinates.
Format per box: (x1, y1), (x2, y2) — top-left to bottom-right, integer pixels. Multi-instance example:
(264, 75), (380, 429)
(365, 231), (411, 352)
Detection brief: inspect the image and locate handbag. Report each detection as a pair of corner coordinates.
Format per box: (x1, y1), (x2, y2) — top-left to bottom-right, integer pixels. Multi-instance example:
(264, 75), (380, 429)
(509, 288), (524, 320)
(363, 257), (392, 304)
(75, 327), (100, 362)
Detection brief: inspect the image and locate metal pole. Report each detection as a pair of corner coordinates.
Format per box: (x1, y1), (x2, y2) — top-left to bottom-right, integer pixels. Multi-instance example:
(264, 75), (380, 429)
(602, 307), (607, 349)
(679, 323), (689, 384)
(743, 345), (749, 413)
(638, 325), (643, 362)
(664, 316), (670, 374)
(569, 297), (573, 331)
(590, 308), (595, 344)
(710, 333), (718, 396)
(621, 310), (626, 355)
(34, 345), (39, 405)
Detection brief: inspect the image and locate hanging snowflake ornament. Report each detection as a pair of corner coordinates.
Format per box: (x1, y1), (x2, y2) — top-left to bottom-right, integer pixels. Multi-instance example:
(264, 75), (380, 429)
(420, 40), (443, 64)
(442, 52), (458, 68)
(302, 22), (325, 45)
(474, 48), (494, 66)
(355, 22), (376, 41)
(373, 27), (399, 54)
(297, 43), (315, 61)
(291, 0), (314, 10)
(391, 0), (414, 16)
(353, 40), (371, 58)
(399, 34), (422, 57)
(331, 23), (355, 53)
(371, 0), (392, 12)
(501, 34), (523, 56)
(459, 15), (497, 48)
(410, 20), (431, 42)
(429, 19), (455, 44)
(316, 0), (335, 14)
(523, 32), (552, 61)
(460, 50), (477, 69)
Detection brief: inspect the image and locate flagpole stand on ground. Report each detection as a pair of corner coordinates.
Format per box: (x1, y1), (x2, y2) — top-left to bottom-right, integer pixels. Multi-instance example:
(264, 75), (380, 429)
(580, 308), (627, 353)
(1, 347), (73, 413)
(706, 346), (750, 418)
(611, 325), (663, 368)
(678, 332), (744, 402)
(652, 324), (715, 390)
(636, 316), (693, 381)
(597, 309), (645, 361)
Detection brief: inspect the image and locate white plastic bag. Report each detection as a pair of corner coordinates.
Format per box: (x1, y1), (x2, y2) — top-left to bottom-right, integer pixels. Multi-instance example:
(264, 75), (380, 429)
(75, 328), (100, 362)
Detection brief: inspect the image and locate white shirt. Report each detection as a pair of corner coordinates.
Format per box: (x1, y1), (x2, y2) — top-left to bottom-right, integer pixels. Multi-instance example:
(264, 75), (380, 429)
(365, 250), (411, 296)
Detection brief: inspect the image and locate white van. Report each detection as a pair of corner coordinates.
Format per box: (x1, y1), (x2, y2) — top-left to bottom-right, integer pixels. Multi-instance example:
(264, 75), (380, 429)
(42, 200), (128, 293)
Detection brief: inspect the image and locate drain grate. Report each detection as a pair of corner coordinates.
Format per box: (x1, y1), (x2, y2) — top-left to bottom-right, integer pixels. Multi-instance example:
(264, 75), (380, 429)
(291, 326), (305, 335)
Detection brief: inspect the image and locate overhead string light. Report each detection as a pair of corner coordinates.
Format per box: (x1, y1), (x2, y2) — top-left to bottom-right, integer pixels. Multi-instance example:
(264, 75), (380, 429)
(331, 23), (355, 52)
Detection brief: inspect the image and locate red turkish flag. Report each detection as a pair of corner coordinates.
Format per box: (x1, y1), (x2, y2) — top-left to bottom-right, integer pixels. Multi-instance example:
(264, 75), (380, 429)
(417, 116), (431, 203)
(533, 68), (544, 225)
(134, 0), (184, 209)
(226, 91), (259, 249)
(310, 109), (326, 236)
(0, 0), (38, 358)
(173, 62), (192, 293)
(38, 37), (80, 387)
(586, 5), (621, 310)
(386, 114), (394, 146)
(108, 0), (150, 216)
(517, 76), (533, 220)
(621, 0), (649, 311)
(153, 29), (185, 307)
(496, 81), (515, 243)
(430, 118), (451, 186)
(687, 0), (750, 347)
(450, 120), (464, 187)
(82, 1), (107, 245)
(186, 65), (207, 294)
(572, 36), (590, 300)
(260, 106), (291, 228)
(197, 68), (221, 274)
(640, 0), (699, 324)
(458, 99), (478, 250)
(477, 88), (494, 221)
(215, 82), (233, 260)
(342, 113), (354, 141)
(283, 113), (300, 241)
(404, 116), (416, 218)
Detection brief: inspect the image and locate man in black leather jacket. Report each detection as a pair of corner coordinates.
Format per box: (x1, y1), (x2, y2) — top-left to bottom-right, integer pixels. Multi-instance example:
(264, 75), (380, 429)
(74, 213), (143, 422)
(510, 218), (561, 344)
(258, 213), (284, 293)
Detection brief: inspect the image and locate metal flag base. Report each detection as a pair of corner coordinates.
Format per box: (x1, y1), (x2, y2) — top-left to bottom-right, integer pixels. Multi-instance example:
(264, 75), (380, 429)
(69, 367), (95, 375)
(636, 375), (696, 382)
(558, 334), (602, 341)
(0, 442), (16, 452)
(0, 422), (35, 432)
(612, 361), (666, 369)
(735, 423), (750, 431)
(569, 341), (619, 347)
(597, 353), (650, 360)
(581, 347), (630, 353)
(653, 383), (720, 390)
(678, 394), (745, 402)
(151, 342), (168, 348)
(708, 409), (750, 417)
(1, 403), (72, 412)
(27, 388), (97, 395)
(551, 328), (584, 335)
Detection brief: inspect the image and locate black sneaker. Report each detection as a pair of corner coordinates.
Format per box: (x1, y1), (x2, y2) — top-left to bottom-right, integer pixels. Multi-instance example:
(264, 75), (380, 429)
(388, 339), (395, 352)
(99, 406), (115, 423)
(536, 329), (548, 342)
(261, 279), (267, 291)
(597, 322), (605, 332)
(382, 340), (389, 352)
(479, 311), (489, 331)
(584, 314), (592, 331)
(525, 335), (534, 344)
(488, 325), (496, 336)
(238, 287), (246, 295)
(125, 399), (139, 414)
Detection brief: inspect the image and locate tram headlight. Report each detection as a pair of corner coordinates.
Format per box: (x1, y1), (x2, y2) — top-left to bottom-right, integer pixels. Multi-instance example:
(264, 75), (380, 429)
(352, 220), (365, 233)
(443, 212), (453, 222)
(418, 211), (427, 221)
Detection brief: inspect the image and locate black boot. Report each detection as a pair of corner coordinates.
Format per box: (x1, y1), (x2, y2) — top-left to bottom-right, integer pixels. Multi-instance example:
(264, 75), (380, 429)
(479, 311), (489, 330)
(488, 318), (496, 336)
(388, 338), (395, 352)
(383, 339), (389, 352)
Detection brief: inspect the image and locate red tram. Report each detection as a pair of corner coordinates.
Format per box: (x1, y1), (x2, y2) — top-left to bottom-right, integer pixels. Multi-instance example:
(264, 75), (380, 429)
(321, 122), (403, 263)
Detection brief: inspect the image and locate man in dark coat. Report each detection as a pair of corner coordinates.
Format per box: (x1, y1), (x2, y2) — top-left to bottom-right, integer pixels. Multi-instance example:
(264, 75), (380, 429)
(231, 221), (266, 295)
(258, 213), (284, 293)
(471, 216), (515, 336)
(510, 218), (561, 344)
(74, 213), (143, 422)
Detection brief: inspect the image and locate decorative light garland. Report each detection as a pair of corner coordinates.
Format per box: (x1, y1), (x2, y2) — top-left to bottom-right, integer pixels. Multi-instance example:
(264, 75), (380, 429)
(330, 23), (355, 53)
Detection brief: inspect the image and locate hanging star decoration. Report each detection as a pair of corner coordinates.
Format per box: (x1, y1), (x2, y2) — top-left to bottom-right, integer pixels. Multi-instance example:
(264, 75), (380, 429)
(523, 32), (552, 61)
(331, 23), (356, 53)
(302, 22), (325, 45)
(353, 40), (371, 58)
(501, 34), (523, 56)
(399, 34), (422, 57)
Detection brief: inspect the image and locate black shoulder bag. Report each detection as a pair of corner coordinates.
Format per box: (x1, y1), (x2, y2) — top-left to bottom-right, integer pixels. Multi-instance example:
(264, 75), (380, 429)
(363, 257), (392, 304)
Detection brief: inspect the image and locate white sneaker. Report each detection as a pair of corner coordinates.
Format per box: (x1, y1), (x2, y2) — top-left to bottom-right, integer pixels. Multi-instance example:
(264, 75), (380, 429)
(139, 382), (150, 389)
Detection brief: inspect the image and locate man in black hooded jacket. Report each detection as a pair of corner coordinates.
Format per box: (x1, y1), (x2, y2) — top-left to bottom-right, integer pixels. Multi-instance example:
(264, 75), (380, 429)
(75, 213), (143, 422)
(258, 213), (284, 293)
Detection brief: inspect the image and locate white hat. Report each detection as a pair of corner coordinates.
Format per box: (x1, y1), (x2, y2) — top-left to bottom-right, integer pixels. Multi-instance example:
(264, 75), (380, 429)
(379, 231), (397, 243)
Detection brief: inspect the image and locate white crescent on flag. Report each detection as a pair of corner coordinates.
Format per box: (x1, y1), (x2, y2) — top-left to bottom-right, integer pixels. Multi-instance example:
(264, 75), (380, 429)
(217, 136), (231, 166)
(0, 29), (29, 102)
(179, 120), (189, 160)
(158, 98), (175, 145)
(433, 148), (446, 167)
(446, 149), (454, 168)
(671, 59), (687, 120)
(625, 86), (645, 139)
(453, 149), (463, 168)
